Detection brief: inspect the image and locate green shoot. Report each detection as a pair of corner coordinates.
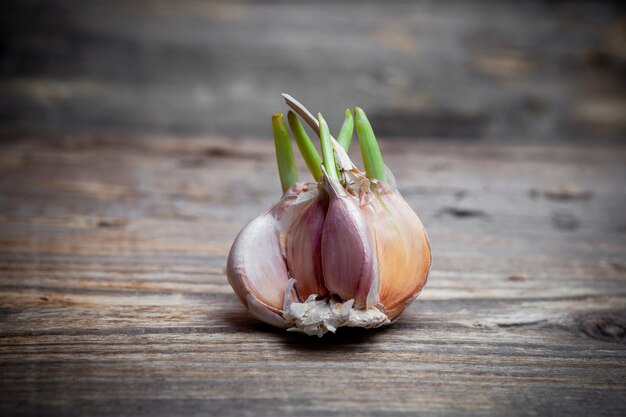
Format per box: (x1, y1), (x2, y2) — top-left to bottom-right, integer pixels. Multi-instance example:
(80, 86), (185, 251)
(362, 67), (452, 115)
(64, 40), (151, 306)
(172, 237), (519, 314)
(287, 111), (323, 181)
(318, 113), (339, 180)
(354, 107), (386, 182)
(272, 113), (298, 192)
(336, 108), (354, 151)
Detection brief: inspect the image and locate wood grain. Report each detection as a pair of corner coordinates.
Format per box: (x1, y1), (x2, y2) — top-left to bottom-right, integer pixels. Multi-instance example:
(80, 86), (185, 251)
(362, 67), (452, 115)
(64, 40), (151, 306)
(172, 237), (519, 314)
(1, 0), (625, 141)
(1, 133), (625, 416)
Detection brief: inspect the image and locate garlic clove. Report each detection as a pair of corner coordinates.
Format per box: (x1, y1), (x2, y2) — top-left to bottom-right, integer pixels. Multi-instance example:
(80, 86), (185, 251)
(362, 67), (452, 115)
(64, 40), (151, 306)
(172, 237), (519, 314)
(227, 184), (306, 322)
(285, 194), (329, 300)
(246, 294), (288, 329)
(364, 183), (432, 319)
(227, 209), (288, 314)
(321, 174), (378, 309)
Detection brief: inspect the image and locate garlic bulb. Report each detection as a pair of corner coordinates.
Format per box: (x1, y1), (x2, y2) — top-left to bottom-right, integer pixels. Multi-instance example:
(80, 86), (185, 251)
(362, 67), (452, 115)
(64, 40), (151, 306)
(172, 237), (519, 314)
(226, 95), (431, 336)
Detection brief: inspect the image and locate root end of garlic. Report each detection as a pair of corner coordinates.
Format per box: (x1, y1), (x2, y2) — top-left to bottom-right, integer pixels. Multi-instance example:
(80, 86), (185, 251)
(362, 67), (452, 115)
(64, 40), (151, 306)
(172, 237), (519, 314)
(282, 280), (390, 337)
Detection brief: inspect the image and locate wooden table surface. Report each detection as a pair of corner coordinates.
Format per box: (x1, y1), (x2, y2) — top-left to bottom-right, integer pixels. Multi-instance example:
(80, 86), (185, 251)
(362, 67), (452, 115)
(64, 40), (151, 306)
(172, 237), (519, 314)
(1, 134), (625, 416)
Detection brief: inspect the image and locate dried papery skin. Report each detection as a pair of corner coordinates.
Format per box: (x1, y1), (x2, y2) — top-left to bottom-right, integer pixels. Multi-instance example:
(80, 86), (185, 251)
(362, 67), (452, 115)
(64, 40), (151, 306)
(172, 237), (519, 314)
(285, 194), (329, 300)
(363, 183), (432, 320)
(282, 279), (389, 336)
(226, 183), (307, 325)
(321, 175), (378, 309)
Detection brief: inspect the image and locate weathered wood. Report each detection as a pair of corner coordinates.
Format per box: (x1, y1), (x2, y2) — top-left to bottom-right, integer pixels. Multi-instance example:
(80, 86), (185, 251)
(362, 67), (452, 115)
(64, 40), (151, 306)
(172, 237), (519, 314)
(1, 0), (625, 141)
(1, 134), (625, 416)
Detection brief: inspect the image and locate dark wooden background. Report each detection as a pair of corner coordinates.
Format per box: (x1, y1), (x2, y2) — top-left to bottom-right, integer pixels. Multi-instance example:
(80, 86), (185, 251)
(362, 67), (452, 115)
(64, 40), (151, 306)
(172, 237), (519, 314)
(1, 0), (625, 141)
(1, 1), (626, 416)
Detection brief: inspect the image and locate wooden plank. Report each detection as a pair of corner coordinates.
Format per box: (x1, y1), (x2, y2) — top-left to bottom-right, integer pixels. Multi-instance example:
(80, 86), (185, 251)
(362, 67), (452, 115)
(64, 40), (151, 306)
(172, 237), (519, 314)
(1, 134), (625, 416)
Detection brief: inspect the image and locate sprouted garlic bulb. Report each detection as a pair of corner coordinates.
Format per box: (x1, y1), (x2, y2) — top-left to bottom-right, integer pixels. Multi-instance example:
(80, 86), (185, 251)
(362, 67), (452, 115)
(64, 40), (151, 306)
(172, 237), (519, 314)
(226, 94), (431, 336)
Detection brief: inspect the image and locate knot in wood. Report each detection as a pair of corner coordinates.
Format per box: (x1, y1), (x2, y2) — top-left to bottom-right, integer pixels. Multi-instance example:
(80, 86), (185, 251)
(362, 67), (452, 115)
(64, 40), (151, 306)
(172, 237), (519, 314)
(578, 312), (626, 343)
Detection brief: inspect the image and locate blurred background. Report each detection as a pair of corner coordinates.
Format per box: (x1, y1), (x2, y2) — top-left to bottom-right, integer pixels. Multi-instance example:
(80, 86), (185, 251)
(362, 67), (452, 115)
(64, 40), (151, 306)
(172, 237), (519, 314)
(1, 0), (625, 143)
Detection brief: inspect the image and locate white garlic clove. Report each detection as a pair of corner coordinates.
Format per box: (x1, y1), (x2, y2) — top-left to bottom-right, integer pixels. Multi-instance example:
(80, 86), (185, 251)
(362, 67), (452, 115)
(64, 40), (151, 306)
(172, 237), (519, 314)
(226, 184), (307, 324)
(246, 294), (288, 329)
(321, 175), (379, 309)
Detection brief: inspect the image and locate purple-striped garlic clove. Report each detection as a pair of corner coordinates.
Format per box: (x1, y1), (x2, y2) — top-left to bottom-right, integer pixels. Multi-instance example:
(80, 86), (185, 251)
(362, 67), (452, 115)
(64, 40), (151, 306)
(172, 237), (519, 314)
(285, 193), (329, 301)
(320, 174), (379, 309)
